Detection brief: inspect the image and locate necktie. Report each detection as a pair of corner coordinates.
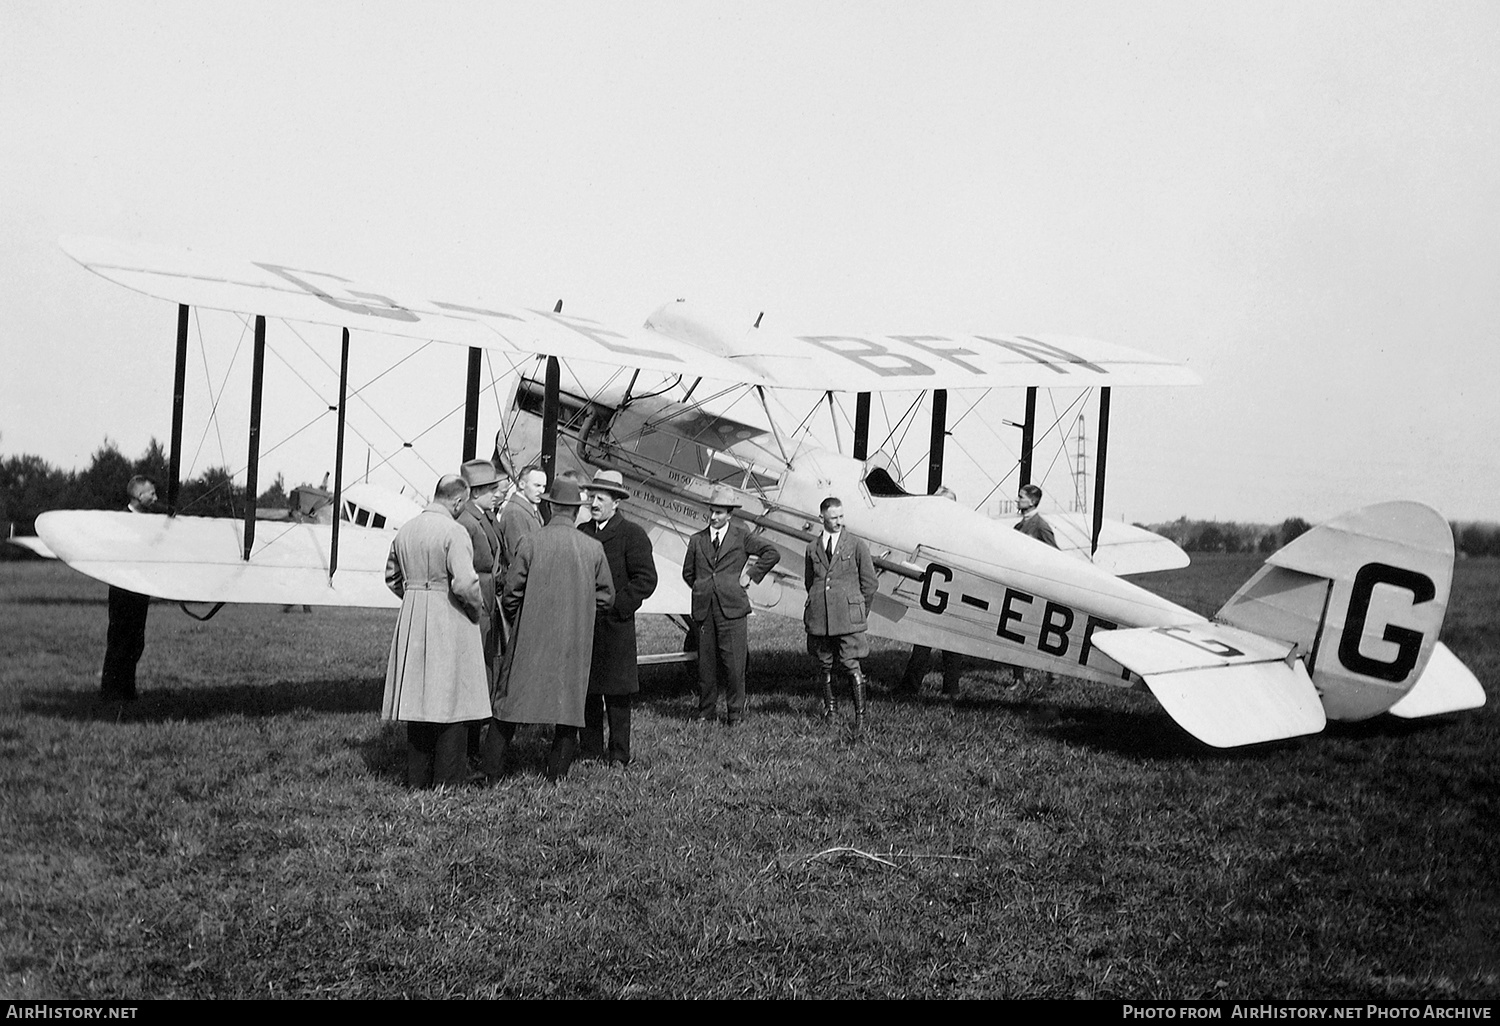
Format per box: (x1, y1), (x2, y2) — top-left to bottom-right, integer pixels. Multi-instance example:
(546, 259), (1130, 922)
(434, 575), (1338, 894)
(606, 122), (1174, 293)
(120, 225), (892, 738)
(712, 531), (721, 552)
(825, 535), (834, 561)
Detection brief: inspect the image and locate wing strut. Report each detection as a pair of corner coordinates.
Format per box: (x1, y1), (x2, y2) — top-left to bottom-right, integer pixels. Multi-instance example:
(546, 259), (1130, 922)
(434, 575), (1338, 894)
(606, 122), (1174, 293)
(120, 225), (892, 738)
(329, 327), (350, 580)
(853, 392), (870, 460)
(926, 389), (948, 494)
(1019, 386), (1037, 487)
(756, 386), (792, 467)
(242, 315), (267, 561)
(167, 304), (189, 516)
(1090, 386), (1111, 557)
(462, 347), (482, 461)
(540, 356), (560, 484)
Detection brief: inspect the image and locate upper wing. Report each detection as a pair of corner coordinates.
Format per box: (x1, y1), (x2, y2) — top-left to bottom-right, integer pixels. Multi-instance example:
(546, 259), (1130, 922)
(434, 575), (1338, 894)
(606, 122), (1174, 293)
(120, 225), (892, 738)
(62, 236), (1199, 393)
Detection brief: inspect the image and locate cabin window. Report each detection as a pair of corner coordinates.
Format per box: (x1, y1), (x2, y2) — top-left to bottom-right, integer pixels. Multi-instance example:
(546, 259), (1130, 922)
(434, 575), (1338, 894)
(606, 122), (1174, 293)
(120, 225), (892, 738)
(514, 377), (599, 432)
(371, 514), (386, 529)
(355, 508), (370, 527)
(863, 467), (911, 497)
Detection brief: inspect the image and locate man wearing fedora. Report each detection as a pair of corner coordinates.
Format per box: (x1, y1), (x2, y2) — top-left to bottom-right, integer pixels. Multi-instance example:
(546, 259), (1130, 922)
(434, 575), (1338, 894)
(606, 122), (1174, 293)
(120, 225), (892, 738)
(681, 484), (781, 726)
(485, 478), (614, 782)
(578, 469), (658, 766)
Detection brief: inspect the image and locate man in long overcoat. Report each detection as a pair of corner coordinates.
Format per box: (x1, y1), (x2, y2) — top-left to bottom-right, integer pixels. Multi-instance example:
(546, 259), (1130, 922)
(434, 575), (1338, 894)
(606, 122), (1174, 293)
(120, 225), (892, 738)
(681, 483), (781, 725)
(578, 469), (658, 766)
(804, 495), (879, 733)
(485, 478), (614, 781)
(382, 474), (491, 788)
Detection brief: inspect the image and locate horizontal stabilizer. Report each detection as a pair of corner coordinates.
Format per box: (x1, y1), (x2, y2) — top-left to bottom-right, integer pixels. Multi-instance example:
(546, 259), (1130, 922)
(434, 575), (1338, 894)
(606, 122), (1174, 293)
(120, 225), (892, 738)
(1042, 513), (1191, 575)
(1088, 622), (1297, 674)
(1091, 624), (1325, 747)
(1386, 642), (1487, 719)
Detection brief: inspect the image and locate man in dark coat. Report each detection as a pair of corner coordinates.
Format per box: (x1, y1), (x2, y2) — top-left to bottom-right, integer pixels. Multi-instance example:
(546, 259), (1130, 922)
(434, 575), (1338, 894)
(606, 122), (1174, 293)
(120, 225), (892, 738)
(100, 475), (157, 703)
(1015, 483), (1059, 549)
(484, 478), (614, 782)
(804, 496), (879, 732)
(456, 458), (506, 764)
(456, 459), (505, 674)
(578, 469), (658, 766)
(681, 483), (781, 725)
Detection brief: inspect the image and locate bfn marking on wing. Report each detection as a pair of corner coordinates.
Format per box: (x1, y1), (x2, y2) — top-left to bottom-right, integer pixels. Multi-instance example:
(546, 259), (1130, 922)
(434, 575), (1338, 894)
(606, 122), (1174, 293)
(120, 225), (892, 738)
(798, 334), (1110, 378)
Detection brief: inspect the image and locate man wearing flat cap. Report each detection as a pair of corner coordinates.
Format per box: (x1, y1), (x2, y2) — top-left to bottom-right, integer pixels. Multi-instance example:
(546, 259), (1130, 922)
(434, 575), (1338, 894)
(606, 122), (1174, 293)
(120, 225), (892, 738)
(484, 478), (614, 782)
(681, 483), (781, 725)
(578, 469), (658, 766)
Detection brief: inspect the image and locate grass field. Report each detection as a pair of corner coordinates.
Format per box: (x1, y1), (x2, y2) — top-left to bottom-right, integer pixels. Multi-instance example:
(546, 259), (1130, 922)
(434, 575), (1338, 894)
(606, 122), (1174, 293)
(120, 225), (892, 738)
(2, 554), (1496, 999)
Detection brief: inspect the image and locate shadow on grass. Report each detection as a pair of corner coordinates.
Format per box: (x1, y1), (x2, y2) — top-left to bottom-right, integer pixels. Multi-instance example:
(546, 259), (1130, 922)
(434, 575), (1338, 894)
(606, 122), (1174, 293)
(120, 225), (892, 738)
(0, 595), (109, 607)
(17, 676), (386, 723)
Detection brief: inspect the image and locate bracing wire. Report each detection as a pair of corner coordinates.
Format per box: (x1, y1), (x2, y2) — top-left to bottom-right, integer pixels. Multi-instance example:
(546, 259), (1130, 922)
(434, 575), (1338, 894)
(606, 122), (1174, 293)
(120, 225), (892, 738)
(186, 308), (246, 482)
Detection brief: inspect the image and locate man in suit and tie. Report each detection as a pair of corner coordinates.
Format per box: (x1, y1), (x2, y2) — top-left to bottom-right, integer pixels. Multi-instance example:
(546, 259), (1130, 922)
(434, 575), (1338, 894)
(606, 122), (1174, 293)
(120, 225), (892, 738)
(681, 484), (781, 726)
(578, 469), (658, 766)
(498, 464), (547, 577)
(804, 495), (879, 733)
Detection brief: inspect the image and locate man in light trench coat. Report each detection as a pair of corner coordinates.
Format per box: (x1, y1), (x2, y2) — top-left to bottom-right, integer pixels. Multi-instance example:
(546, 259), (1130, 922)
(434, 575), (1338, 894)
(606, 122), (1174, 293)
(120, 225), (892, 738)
(484, 478), (614, 782)
(381, 474), (491, 788)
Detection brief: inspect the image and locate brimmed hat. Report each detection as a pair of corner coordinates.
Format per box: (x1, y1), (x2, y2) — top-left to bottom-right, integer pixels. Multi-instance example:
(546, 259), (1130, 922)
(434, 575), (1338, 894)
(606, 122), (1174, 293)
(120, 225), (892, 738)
(589, 469), (631, 499)
(543, 479), (587, 507)
(460, 458), (502, 490)
(706, 483), (742, 509)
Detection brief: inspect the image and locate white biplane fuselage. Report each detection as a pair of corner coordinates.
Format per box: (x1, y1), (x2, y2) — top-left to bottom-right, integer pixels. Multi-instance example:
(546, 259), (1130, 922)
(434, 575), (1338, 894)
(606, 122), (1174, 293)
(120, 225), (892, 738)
(494, 372), (1200, 692)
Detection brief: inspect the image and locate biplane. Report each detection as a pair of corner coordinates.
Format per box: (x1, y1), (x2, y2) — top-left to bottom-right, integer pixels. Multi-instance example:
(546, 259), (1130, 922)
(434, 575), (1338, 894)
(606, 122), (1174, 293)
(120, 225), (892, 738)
(36, 236), (1485, 747)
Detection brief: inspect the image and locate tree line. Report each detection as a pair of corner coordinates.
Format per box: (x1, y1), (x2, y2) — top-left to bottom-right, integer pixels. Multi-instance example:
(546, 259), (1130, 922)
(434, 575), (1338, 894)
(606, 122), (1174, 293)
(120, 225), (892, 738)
(1142, 515), (1500, 559)
(4, 439), (1497, 559)
(2, 439), (290, 546)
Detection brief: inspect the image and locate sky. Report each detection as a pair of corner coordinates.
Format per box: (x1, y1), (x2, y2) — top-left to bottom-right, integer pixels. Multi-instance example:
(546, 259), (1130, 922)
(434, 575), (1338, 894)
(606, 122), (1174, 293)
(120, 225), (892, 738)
(2, 0), (1497, 525)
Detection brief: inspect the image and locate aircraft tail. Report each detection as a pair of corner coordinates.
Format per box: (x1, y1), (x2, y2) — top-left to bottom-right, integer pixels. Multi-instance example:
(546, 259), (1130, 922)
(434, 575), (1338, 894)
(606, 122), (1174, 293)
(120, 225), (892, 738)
(1090, 501), (1483, 747)
(1216, 501), (1482, 722)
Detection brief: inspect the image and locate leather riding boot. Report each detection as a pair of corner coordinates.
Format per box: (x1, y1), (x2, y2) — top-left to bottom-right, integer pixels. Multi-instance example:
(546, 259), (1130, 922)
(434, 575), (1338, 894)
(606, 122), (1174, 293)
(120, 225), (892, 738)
(851, 668), (868, 735)
(820, 671), (837, 721)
